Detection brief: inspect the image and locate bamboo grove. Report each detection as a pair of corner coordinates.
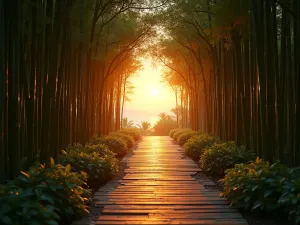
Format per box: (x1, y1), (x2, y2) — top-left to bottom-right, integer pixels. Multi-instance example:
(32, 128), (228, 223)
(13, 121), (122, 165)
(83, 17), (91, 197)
(0, 0), (163, 182)
(158, 0), (300, 166)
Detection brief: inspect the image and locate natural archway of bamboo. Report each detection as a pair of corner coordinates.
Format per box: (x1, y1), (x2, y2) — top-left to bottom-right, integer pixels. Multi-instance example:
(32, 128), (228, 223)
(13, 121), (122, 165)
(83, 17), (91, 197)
(1, 0), (300, 181)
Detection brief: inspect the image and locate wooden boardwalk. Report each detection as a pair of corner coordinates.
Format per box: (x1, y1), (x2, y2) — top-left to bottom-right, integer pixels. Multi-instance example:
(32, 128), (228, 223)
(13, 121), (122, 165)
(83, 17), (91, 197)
(93, 136), (248, 225)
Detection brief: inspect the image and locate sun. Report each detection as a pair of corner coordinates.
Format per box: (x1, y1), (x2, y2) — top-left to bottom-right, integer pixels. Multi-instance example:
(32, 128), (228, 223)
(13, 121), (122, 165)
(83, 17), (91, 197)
(150, 88), (158, 97)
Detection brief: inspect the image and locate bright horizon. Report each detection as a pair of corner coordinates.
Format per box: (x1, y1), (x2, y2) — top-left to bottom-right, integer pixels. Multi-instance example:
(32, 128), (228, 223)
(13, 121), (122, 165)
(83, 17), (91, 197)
(123, 57), (176, 127)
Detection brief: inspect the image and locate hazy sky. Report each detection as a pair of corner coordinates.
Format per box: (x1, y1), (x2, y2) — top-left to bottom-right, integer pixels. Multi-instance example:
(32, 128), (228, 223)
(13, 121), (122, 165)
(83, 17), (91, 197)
(123, 57), (176, 126)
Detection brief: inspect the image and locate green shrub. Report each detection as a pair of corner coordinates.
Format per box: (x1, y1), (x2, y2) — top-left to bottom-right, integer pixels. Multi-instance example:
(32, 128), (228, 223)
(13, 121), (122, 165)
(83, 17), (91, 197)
(177, 130), (198, 146)
(278, 170), (300, 224)
(221, 158), (296, 212)
(1, 159), (90, 224)
(183, 133), (219, 160)
(59, 151), (119, 188)
(173, 128), (193, 141)
(199, 142), (255, 175)
(65, 143), (113, 157)
(119, 128), (142, 141)
(110, 132), (135, 149)
(89, 135), (128, 157)
(169, 128), (181, 138)
(0, 185), (59, 225)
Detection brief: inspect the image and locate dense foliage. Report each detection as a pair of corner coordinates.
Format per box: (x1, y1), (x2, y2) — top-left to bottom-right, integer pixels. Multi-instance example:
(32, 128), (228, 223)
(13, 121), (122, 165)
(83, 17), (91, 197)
(176, 130), (198, 146)
(199, 142), (255, 175)
(89, 135), (128, 158)
(159, 0), (300, 168)
(59, 151), (118, 189)
(109, 132), (135, 149)
(119, 128), (142, 142)
(153, 117), (177, 136)
(183, 133), (219, 160)
(169, 128), (182, 138)
(173, 129), (193, 141)
(65, 143), (113, 157)
(0, 0), (160, 182)
(0, 159), (90, 225)
(221, 158), (300, 224)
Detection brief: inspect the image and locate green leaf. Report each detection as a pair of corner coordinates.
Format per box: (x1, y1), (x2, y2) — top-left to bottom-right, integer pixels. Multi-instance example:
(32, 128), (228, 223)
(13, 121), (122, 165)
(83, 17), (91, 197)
(20, 171), (30, 178)
(65, 164), (71, 173)
(50, 158), (55, 167)
(264, 190), (273, 198)
(46, 220), (59, 225)
(1, 216), (12, 224)
(296, 216), (300, 225)
(40, 195), (55, 204)
(252, 200), (263, 210)
(252, 185), (259, 192)
(244, 196), (251, 203)
(0, 205), (11, 215)
(29, 220), (40, 225)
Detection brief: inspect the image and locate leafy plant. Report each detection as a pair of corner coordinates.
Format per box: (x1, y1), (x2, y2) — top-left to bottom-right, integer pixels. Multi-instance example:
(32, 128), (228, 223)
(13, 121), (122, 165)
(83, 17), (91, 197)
(169, 128), (181, 138)
(176, 130), (198, 146)
(277, 168), (300, 224)
(89, 135), (128, 158)
(221, 158), (293, 212)
(1, 159), (90, 224)
(119, 128), (142, 141)
(0, 185), (59, 225)
(109, 132), (135, 149)
(65, 143), (114, 157)
(173, 128), (193, 141)
(59, 151), (119, 189)
(183, 133), (219, 160)
(199, 142), (255, 175)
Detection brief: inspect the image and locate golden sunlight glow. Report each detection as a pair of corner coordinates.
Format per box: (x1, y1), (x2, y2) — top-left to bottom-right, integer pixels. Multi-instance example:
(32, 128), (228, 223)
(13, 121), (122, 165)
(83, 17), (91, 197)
(150, 88), (158, 97)
(123, 57), (176, 126)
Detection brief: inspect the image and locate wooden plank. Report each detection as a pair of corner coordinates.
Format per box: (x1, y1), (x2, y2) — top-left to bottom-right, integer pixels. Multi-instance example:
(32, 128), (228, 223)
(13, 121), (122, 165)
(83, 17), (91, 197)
(73, 137), (247, 225)
(95, 200), (229, 205)
(101, 208), (238, 214)
(102, 205), (234, 210)
(96, 219), (248, 225)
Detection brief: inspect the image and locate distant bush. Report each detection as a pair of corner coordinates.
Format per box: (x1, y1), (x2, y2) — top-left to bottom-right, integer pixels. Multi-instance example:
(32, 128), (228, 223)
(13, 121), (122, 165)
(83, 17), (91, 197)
(110, 132), (135, 149)
(152, 118), (177, 136)
(0, 159), (91, 224)
(177, 130), (198, 146)
(59, 151), (118, 189)
(89, 135), (128, 158)
(173, 128), (193, 141)
(199, 141), (255, 175)
(169, 128), (181, 138)
(183, 133), (219, 160)
(119, 128), (142, 141)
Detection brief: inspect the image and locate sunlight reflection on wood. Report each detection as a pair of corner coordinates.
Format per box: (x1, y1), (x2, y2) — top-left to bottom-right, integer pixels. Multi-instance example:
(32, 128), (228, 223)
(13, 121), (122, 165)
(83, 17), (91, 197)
(94, 137), (248, 225)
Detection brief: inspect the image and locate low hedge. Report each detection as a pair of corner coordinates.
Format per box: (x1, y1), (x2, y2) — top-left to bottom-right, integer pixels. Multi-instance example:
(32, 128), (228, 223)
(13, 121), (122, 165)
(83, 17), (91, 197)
(221, 158), (300, 224)
(199, 141), (255, 175)
(0, 159), (90, 225)
(176, 130), (198, 146)
(119, 128), (142, 141)
(65, 143), (113, 157)
(59, 151), (119, 189)
(169, 128), (181, 138)
(89, 135), (128, 158)
(183, 133), (219, 160)
(173, 128), (193, 141)
(110, 132), (135, 149)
